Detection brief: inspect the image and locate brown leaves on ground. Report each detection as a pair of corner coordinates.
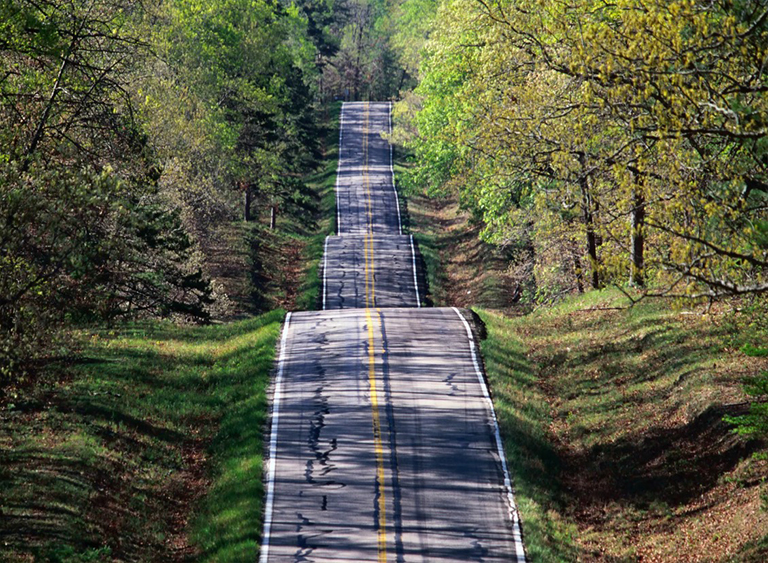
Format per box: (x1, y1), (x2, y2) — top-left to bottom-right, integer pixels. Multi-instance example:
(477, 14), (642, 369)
(409, 193), (520, 310)
(525, 303), (768, 562)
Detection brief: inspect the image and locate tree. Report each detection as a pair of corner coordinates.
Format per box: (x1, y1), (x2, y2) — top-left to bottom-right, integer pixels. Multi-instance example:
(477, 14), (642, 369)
(0, 0), (213, 383)
(158, 0), (317, 221)
(404, 0), (768, 302)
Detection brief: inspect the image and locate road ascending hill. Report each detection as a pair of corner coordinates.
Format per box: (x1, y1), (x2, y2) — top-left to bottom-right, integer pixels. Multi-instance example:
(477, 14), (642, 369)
(259, 102), (527, 562)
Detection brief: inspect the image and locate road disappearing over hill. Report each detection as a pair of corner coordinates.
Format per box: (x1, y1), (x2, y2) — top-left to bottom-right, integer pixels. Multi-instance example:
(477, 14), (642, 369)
(259, 102), (527, 562)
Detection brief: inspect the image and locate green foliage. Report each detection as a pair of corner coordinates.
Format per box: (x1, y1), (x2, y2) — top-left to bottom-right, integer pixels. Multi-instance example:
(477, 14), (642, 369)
(403, 0), (768, 303)
(152, 0), (319, 210)
(742, 344), (768, 358)
(725, 369), (768, 439)
(294, 105), (343, 310)
(1, 0), (326, 382)
(0, 0), (218, 384)
(389, 0), (439, 79)
(315, 0), (441, 101)
(478, 308), (579, 561)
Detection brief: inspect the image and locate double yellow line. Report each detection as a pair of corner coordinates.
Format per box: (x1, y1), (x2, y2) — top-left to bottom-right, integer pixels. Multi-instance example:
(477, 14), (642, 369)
(363, 103), (376, 309)
(362, 103), (387, 562)
(366, 307), (387, 562)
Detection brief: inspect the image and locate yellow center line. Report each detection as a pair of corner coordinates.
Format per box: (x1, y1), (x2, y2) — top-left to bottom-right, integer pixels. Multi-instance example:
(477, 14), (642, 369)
(366, 307), (387, 562)
(363, 103), (385, 561)
(363, 102), (376, 308)
(358, 104), (385, 558)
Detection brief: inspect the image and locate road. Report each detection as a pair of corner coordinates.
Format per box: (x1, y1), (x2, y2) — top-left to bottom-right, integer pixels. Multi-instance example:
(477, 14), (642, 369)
(323, 235), (423, 310)
(260, 102), (527, 562)
(335, 102), (402, 236)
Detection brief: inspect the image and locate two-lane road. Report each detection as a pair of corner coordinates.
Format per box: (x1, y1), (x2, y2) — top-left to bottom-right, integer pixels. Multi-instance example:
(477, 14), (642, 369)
(260, 102), (527, 563)
(322, 235), (424, 310)
(335, 102), (402, 236)
(324, 102), (422, 310)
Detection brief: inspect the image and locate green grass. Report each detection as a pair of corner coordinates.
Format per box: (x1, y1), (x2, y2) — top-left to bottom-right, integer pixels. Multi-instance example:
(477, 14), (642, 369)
(0, 311), (284, 562)
(411, 229), (442, 306)
(187, 313), (284, 561)
(475, 290), (768, 561)
(477, 308), (580, 562)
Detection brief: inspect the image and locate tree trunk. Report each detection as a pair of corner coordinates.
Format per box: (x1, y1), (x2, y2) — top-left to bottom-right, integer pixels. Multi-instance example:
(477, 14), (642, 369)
(573, 253), (585, 293)
(353, 24), (363, 101)
(585, 226), (599, 289)
(270, 205), (276, 229)
(243, 182), (252, 222)
(629, 184), (645, 287)
(397, 68), (408, 95)
(579, 168), (600, 290)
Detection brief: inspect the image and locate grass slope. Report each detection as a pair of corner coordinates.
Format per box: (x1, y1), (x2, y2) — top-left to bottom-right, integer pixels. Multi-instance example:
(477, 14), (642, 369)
(0, 312), (284, 562)
(479, 292), (768, 562)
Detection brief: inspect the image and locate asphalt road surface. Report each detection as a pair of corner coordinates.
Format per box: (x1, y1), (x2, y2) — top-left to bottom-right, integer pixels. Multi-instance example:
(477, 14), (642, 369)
(334, 102), (402, 236)
(260, 102), (527, 563)
(323, 235), (424, 309)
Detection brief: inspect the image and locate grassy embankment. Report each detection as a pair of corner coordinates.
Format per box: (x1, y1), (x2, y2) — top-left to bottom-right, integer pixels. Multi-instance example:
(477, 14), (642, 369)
(395, 161), (519, 310)
(0, 313), (283, 562)
(0, 104), (340, 563)
(399, 155), (768, 561)
(480, 295), (768, 562)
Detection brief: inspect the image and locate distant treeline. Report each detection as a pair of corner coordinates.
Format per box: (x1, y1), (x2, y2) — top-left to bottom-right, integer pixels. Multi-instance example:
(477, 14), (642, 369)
(395, 0), (768, 305)
(0, 0), (417, 383)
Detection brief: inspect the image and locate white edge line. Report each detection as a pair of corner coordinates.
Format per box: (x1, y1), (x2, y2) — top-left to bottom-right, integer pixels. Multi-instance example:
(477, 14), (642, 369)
(451, 307), (528, 563)
(322, 236), (329, 310)
(335, 103), (345, 235)
(389, 101), (403, 235)
(259, 311), (293, 563)
(409, 235), (421, 308)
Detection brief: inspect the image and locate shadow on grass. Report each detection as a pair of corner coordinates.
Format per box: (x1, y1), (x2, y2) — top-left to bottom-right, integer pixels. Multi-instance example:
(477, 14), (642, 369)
(475, 301), (768, 562)
(527, 305), (762, 511)
(571, 402), (757, 509)
(0, 310), (285, 563)
(191, 343), (276, 562)
(481, 293), (768, 561)
(477, 309), (583, 562)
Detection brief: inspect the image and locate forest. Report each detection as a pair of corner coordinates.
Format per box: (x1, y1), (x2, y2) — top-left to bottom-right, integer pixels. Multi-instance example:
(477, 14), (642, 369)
(2, 0), (768, 561)
(0, 0), (413, 383)
(398, 0), (768, 305)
